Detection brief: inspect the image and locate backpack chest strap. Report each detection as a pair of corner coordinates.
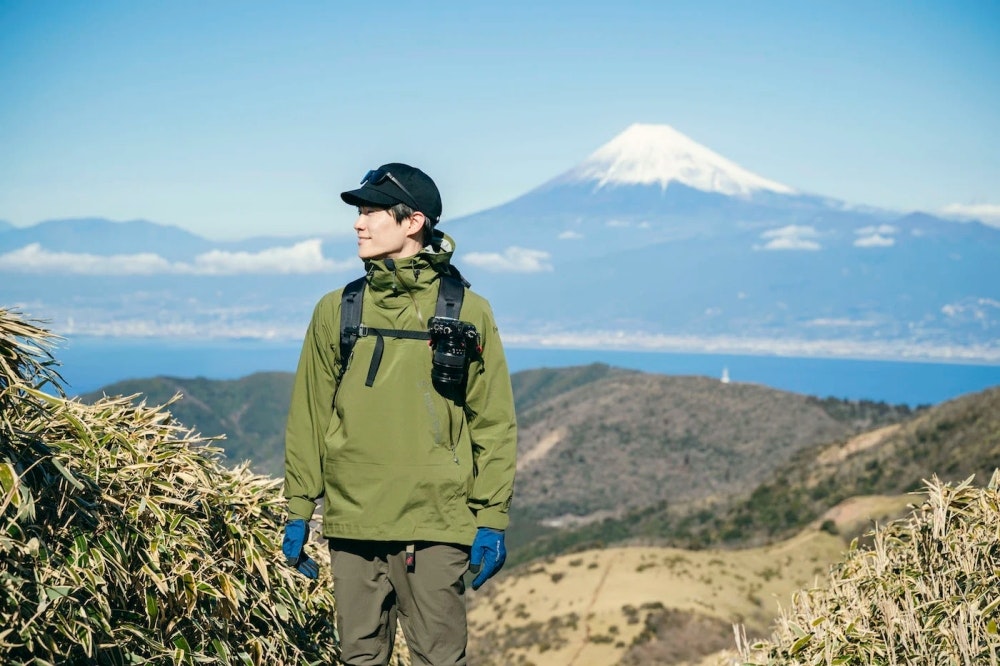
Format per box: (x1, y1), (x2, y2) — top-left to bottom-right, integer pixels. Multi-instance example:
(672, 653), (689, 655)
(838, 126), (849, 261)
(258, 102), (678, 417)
(348, 326), (432, 387)
(338, 272), (467, 389)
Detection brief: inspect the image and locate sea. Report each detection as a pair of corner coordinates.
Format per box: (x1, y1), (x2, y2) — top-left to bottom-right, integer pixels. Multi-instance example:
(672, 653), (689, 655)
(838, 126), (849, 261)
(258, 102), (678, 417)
(47, 336), (1000, 407)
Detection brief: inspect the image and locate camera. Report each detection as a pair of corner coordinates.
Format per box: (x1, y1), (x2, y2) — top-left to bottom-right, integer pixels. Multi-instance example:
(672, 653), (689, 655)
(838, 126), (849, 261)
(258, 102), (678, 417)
(428, 317), (481, 388)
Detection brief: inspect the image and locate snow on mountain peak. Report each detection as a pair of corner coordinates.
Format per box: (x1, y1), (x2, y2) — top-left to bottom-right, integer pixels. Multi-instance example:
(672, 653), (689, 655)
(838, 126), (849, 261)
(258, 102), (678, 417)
(566, 123), (794, 196)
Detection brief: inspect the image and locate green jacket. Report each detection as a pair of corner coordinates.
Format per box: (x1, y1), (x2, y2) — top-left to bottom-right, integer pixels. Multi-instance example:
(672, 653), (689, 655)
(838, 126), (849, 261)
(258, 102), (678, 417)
(283, 234), (517, 546)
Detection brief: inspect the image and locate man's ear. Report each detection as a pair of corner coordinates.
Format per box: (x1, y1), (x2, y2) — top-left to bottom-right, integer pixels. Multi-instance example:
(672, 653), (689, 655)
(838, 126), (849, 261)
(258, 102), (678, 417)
(406, 212), (427, 239)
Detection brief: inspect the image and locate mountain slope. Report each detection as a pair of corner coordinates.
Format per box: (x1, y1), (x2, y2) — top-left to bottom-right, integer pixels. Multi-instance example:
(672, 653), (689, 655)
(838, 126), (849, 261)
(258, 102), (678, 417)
(513, 369), (914, 525)
(515, 384), (999, 564)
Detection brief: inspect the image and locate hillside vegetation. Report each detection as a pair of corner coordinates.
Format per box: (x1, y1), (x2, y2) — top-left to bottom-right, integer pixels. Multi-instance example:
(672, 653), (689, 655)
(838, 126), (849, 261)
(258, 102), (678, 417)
(513, 371), (914, 526)
(514, 383), (997, 564)
(85, 373), (294, 478)
(738, 474), (1000, 664)
(0, 309), (349, 665)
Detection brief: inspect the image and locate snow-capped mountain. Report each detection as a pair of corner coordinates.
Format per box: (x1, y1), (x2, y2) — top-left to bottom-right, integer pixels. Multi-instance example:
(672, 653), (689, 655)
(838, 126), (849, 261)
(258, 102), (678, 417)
(557, 123), (794, 196)
(2, 124), (998, 361)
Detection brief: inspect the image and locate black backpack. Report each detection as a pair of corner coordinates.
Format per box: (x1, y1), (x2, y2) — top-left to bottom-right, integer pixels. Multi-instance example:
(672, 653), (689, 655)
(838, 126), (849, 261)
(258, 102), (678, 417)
(338, 268), (468, 388)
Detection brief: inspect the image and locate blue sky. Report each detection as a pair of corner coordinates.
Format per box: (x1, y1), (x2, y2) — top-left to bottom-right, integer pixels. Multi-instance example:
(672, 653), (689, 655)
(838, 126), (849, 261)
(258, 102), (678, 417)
(1, 0), (998, 240)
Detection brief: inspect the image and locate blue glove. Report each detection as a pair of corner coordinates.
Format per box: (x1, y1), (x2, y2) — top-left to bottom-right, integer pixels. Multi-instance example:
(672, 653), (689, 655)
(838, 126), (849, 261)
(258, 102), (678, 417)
(469, 527), (506, 590)
(282, 519), (319, 579)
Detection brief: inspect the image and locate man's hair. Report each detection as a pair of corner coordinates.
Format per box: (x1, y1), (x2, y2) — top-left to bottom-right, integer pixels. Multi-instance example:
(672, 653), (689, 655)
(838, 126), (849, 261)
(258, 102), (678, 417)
(388, 202), (433, 246)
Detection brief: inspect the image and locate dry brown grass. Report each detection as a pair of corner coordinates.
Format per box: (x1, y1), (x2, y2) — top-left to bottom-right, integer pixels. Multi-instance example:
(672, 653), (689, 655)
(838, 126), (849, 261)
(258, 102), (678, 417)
(738, 474), (1000, 665)
(0, 308), (344, 664)
(468, 528), (849, 665)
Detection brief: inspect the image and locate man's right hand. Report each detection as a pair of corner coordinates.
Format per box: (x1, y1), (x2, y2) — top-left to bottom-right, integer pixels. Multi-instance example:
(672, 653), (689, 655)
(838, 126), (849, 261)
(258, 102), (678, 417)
(282, 519), (320, 579)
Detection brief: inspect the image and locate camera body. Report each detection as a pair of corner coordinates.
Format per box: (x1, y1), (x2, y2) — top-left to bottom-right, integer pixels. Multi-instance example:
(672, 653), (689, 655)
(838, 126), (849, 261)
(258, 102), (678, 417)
(428, 317), (481, 388)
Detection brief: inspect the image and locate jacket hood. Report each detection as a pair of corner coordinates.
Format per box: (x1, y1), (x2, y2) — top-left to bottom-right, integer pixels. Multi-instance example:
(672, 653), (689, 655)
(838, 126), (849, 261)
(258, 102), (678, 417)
(362, 231), (459, 294)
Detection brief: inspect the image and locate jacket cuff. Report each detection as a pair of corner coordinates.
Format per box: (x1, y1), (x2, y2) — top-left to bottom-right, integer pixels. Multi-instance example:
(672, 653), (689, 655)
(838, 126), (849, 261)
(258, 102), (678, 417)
(286, 497), (317, 523)
(476, 506), (510, 531)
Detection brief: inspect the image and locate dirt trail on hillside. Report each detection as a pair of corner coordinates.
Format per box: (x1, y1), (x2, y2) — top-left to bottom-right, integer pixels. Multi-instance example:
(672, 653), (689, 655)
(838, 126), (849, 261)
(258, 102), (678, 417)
(566, 550), (620, 665)
(517, 427), (565, 471)
(817, 424), (900, 465)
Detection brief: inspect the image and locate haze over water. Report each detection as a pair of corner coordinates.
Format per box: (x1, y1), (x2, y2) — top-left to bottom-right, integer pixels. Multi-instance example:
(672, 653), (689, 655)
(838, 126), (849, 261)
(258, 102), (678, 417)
(56, 337), (1000, 407)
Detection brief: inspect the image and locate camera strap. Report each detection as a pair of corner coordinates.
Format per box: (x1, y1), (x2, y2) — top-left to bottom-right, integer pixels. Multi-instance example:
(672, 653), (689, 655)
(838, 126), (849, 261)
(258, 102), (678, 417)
(337, 272), (467, 388)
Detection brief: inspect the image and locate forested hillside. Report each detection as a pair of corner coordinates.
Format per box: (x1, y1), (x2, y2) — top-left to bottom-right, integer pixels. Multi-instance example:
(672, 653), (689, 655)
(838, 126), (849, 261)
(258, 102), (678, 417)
(512, 370), (913, 526)
(514, 384), (1000, 565)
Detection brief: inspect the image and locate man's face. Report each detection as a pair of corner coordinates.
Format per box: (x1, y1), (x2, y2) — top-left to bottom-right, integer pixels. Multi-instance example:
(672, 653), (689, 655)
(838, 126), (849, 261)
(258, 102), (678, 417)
(354, 206), (411, 260)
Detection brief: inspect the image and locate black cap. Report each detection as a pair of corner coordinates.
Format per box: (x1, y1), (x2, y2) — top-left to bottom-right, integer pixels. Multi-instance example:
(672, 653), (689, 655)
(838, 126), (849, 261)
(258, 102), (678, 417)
(341, 162), (443, 224)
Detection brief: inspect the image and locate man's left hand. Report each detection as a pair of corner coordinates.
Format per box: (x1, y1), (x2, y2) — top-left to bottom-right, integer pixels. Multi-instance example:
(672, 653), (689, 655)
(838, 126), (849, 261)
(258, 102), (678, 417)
(469, 527), (506, 590)
(282, 519), (320, 579)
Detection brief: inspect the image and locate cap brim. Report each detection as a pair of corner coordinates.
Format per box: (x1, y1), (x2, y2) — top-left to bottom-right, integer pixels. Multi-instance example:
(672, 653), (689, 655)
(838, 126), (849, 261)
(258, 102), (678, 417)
(340, 185), (402, 209)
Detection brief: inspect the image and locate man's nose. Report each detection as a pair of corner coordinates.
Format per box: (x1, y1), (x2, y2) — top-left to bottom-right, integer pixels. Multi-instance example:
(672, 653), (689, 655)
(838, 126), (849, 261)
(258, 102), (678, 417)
(354, 215), (365, 231)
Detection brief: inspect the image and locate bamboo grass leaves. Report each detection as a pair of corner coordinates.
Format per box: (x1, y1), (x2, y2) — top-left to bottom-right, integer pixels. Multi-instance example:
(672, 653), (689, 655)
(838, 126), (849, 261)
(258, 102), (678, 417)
(0, 309), (339, 665)
(739, 474), (1000, 665)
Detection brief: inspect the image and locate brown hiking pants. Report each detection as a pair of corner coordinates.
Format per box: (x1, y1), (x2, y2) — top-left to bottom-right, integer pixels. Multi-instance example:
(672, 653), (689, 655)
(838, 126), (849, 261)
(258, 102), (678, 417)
(329, 540), (470, 666)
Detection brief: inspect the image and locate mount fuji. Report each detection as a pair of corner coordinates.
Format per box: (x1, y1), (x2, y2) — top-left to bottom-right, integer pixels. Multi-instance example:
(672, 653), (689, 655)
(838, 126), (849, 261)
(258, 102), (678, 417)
(1, 123), (998, 361)
(557, 123), (795, 195)
(445, 124), (999, 360)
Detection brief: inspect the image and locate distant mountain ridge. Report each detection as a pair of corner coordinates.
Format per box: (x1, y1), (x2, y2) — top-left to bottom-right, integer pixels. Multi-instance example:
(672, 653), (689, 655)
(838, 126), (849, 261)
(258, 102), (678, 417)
(3, 123), (999, 360)
(0, 217), (321, 260)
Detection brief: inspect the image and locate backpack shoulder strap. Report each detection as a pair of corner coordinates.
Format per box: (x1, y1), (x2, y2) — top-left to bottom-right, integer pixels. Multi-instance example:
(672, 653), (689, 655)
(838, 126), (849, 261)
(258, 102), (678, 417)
(336, 269), (469, 389)
(434, 272), (466, 319)
(338, 276), (367, 379)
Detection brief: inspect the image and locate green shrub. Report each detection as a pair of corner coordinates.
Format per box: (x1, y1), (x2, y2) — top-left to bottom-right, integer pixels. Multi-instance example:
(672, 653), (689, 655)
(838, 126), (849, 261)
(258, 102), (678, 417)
(0, 309), (348, 665)
(737, 473), (1000, 664)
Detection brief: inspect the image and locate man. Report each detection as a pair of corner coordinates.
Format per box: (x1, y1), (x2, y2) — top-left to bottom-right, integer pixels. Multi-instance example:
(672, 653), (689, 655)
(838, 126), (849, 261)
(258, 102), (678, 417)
(282, 163), (517, 666)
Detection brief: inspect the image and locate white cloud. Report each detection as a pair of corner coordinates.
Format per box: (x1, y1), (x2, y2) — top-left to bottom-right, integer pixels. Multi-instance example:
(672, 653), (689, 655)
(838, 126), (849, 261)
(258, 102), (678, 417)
(605, 219), (631, 228)
(939, 203), (1000, 228)
(854, 234), (896, 248)
(183, 239), (353, 274)
(464, 246), (553, 273)
(807, 318), (877, 328)
(0, 243), (173, 274)
(0, 239), (355, 275)
(855, 224), (898, 236)
(942, 298), (1000, 320)
(558, 230), (584, 240)
(761, 237), (821, 250)
(755, 225), (821, 251)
